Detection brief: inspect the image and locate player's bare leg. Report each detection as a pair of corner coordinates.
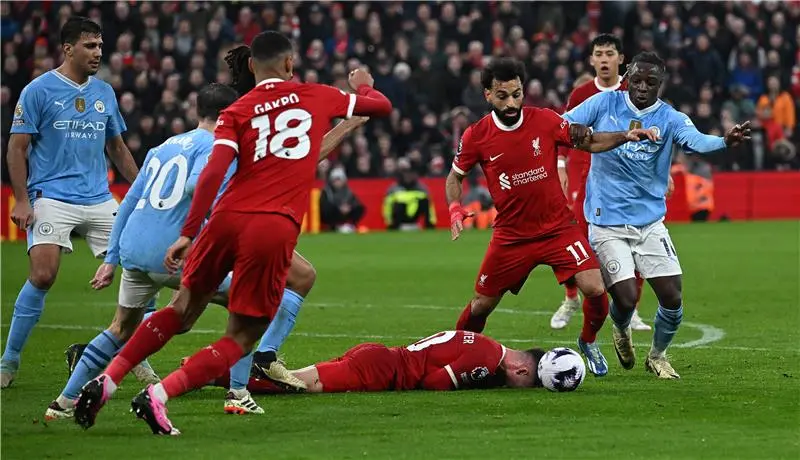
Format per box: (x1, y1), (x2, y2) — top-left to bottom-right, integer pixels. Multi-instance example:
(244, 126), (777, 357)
(456, 294), (503, 333)
(607, 278), (639, 370)
(644, 275), (683, 379)
(131, 311), (270, 435)
(73, 285), (214, 430)
(550, 277), (582, 329)
(2, 244), (60, 388)
(573, 269), (609, 376)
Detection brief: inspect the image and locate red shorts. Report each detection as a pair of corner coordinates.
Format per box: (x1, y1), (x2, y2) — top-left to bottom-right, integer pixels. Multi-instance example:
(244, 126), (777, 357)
(315, 343), (402, 392)
(475, 224), (600, 297)
(182, 211), (298, 319)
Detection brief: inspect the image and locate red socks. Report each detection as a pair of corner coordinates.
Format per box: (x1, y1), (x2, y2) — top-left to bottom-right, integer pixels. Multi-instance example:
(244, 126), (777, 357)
(455, 301), (488, 333)
(106, 307), (183, 385)
(580, 293), (609, 343)
(161, 337), (243, 399)
(564, 278), (579, 299)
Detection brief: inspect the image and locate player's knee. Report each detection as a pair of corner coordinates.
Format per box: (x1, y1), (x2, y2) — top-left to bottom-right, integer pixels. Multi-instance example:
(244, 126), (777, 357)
(580, 282), (605, 298)
(658, 291), (683, 310)
(29, 266), (58, 290)
(471, 295), (499, 316)
(109, 307), (144, 341)
(287, 262), (316, 297)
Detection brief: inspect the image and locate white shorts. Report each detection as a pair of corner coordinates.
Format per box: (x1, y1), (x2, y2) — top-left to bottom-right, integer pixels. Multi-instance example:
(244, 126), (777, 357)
(118, 270), (232, 309)
(118, 269), (168, 309)
(588, 220), (682, 287)
(27, 197), (118, 258)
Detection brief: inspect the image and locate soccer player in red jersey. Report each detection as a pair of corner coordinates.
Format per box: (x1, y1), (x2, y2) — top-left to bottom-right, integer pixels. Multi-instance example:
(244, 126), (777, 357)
(74, 31), (393, 435)
(446, 58), (656, 378)
(206, 331), (583, 393)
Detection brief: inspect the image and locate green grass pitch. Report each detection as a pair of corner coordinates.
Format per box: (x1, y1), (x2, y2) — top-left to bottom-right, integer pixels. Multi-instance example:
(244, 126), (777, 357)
(2, 221), (799, 459)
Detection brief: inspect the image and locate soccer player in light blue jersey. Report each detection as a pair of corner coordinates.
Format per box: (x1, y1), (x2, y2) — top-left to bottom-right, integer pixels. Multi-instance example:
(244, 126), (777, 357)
(562, 52), (751, 379)
(2, 17), (139, 388)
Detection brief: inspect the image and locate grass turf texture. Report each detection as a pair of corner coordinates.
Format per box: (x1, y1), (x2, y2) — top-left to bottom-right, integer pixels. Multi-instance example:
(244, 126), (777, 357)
(2, 221), (799, 459)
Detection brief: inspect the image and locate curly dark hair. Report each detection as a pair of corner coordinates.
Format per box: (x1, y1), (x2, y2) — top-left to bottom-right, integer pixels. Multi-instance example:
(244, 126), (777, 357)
(224, 45), (256, 95)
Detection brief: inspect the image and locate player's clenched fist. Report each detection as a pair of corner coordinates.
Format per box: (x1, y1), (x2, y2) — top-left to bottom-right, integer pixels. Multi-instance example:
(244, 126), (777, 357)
(449, 202), (474, 241)
(568, 124), (592, 146)
(348, 68), (374, 90)
(164, 236), (193, 274)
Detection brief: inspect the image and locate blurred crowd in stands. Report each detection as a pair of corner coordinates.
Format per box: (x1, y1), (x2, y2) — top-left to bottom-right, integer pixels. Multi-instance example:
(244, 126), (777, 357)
(2, 0), (798, 188)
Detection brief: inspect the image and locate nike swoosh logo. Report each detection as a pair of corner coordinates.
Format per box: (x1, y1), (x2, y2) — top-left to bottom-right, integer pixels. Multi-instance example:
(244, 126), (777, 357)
(489, 153), (504, 162)
(576, 258), (588, 266)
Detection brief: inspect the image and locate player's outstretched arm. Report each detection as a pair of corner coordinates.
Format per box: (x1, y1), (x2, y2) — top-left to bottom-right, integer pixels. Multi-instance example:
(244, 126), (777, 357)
(320, 117), (369, 160)
(7, 134), (33, 229)
(575, 127), (659, 153)
(445, 170), (474, 241)
(106, 135), (139, 183)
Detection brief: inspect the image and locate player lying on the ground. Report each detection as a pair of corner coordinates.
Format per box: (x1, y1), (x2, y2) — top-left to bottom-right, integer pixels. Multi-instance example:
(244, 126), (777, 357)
(203, 331), (586, 394)
(561, 51), (750, 379)
(74, 31), (394, 436)
(46, 83), (368, 421)
(446, 57), (657, 377)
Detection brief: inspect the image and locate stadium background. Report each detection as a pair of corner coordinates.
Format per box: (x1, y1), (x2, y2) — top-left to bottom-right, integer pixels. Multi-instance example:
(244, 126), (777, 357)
(1, 0), (799, 237)
(0, 3), (798, 457)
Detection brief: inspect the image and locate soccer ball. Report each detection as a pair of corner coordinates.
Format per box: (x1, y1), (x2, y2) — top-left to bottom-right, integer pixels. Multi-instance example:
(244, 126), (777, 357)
(537, 347), (586, 392)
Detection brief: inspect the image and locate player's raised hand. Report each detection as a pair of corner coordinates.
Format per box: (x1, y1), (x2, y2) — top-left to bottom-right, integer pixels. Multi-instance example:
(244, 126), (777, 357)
(10, 200), (33, 229)
(164, 236), (193, 274)
(626, 128), (659, 142)
(449, 202), (474, 241)
(348, 68), (374, 90)
(724, 121), (751, 147)
(90, 263), (116, 290)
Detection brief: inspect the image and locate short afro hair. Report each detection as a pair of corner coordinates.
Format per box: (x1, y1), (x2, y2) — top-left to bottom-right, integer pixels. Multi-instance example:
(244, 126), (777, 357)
(630, 51), (665, 73)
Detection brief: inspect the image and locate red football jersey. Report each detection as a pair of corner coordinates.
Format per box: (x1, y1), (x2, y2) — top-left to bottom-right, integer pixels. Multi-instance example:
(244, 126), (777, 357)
(395, 330), (506, 391)
(563, 77), (628, 181)
(181, 79), (391, 238)
(452, 107), (575, 241)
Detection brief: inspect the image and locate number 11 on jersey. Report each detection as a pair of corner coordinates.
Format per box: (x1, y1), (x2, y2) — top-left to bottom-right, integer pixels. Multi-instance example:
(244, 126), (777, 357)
(251, 108), (313, 161)
(566, 241), (591, 265)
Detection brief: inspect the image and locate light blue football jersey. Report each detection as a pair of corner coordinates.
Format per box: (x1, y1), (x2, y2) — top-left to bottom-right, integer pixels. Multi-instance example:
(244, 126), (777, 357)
(105, 129), (236, 274)
(10, 70), (126, 205)
(563, 91), (726, 226)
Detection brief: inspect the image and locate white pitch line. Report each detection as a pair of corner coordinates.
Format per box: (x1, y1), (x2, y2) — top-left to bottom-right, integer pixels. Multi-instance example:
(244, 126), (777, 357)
(673, 322), (725, 349)
(34, 323), (769, 351)
(5, 301), (765, 351)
